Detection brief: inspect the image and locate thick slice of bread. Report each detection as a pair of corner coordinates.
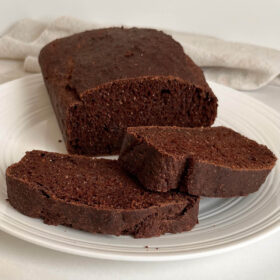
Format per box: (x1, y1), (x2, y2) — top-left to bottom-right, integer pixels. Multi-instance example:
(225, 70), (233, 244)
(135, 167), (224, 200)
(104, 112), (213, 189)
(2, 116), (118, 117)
(119, 126), (277, 197)
(6, 150), (199, 238)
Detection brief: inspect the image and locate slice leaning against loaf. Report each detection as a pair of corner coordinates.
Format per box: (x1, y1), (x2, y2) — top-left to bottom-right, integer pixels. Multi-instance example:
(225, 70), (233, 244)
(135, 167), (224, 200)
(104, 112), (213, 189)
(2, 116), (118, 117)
(6, 150), (199, 238)
(118, 126), (277, 197)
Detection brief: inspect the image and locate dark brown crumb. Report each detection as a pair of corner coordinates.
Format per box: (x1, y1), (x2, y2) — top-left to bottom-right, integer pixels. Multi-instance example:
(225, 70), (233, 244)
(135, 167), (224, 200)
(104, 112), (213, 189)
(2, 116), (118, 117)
(124, 50), (134, 57)
(8, 150), (195, 209)
(58, 139), (62, 143)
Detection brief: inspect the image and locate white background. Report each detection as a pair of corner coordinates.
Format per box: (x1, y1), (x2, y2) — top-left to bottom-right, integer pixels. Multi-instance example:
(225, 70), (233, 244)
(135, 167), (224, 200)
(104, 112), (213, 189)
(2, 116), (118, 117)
(1, 0), (280, 50)
(0, 0), (279, 279)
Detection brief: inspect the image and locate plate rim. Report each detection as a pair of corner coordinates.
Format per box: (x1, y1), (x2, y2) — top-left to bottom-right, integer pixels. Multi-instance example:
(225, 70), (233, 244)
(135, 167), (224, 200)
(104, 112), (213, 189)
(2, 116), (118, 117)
(0, 211), (279, 261)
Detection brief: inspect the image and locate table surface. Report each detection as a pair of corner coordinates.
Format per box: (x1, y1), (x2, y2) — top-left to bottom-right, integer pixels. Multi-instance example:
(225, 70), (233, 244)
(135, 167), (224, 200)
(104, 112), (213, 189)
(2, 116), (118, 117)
(0, 1), (280, 278)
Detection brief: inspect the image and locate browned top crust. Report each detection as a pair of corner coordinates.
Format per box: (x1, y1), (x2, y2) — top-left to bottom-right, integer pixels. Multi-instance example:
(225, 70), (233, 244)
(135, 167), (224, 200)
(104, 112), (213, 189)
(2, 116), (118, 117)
(39, 27), (211, 101)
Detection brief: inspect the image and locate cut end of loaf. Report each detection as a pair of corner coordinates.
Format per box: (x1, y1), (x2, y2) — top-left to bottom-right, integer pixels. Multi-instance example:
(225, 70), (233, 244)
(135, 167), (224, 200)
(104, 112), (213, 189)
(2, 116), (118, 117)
(67, 77), (217, 156)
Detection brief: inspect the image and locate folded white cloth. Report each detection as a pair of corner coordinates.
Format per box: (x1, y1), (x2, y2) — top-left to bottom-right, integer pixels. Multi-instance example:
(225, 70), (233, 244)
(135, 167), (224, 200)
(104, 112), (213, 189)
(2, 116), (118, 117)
(1, 16), (280, 90)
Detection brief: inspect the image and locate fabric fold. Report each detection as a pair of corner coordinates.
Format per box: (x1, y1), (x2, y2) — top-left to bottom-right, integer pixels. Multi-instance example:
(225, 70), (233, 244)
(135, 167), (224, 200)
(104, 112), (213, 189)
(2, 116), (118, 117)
(0, 16), (279, 90)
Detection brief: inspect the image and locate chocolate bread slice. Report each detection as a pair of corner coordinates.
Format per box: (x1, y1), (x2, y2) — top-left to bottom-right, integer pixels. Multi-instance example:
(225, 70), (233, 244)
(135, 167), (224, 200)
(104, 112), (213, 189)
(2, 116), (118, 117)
(6, 150), (199, 238)
(39, 27), (218, 156)
(119, 126), (277, 197)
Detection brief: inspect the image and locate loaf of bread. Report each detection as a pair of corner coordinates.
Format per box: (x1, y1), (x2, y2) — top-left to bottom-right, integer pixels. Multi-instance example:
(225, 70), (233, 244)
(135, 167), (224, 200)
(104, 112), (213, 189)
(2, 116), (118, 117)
(39, 27), (218, 156)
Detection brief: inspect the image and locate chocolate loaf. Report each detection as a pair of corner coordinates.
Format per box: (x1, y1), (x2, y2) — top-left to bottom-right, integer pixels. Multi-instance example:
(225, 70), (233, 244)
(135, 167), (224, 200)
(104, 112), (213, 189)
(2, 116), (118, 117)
(6, 150), (199, 238)
(119, 126), (277, 197)
(39, 27), (218, 156)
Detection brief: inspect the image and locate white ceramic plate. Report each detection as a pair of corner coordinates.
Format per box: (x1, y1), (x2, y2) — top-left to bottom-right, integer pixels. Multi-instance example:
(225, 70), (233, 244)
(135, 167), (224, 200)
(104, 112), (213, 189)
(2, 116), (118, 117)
(0, 74), (279, 261)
